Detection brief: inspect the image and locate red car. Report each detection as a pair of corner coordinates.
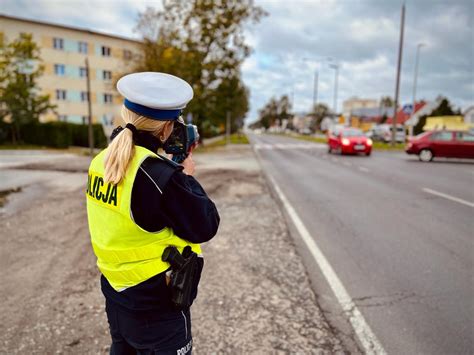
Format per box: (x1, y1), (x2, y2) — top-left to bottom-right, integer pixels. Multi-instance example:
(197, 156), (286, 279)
(405, 130), (474, 161)
(328, 128), (372, 156)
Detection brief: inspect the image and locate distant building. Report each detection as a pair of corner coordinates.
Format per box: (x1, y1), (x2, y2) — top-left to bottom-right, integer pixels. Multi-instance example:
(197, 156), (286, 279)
(0, 14), (141, 125)
(342, 97), (378, 124)
(403, 100), (439, 128)
(463, 106), (474, 126)
(424, 116), (473, 131)
(349, 106), (394, 131)
(343, 97), (378, 114)
(386, 101), (429, 125)
(292, 113), (312, 133)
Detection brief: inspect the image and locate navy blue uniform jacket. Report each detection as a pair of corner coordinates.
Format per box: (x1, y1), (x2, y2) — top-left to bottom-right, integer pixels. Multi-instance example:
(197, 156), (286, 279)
(101, 129), (220, 312)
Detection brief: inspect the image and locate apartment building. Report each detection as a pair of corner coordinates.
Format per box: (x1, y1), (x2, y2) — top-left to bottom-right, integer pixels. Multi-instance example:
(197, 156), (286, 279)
(0, 14), (141, 125)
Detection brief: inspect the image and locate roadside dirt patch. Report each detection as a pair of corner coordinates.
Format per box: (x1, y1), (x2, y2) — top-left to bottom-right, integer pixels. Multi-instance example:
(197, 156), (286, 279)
(0, 187), (22, 208)
(197, 169), (263, 200)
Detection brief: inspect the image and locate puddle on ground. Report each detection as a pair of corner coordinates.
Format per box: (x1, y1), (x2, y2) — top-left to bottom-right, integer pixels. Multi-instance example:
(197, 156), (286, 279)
(0, 187), (22, 208)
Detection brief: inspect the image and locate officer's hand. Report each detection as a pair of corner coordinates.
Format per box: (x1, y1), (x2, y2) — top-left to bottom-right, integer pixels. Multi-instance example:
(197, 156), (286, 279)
(181, 153), (195, 175)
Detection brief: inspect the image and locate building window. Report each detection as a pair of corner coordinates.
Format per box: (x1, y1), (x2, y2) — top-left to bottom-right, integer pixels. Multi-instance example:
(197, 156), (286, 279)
(79, 67), (87, 77)
(56, 89), (67, 101)
(78, 41), (88, 54)
(103, 70), (112, 80)
(123, 49), (132, 60)
(81, 91), (89, 102)
(58, 114), (67, 122)
(103, 93), (113, 104)
(53, 38), (64, 50)
(54, 64), (65, 76)
(101, 46), (111, 57)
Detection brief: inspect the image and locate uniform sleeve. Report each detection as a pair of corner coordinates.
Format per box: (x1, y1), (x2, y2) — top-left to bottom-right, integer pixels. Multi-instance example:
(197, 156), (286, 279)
(160, 171), (220, 244)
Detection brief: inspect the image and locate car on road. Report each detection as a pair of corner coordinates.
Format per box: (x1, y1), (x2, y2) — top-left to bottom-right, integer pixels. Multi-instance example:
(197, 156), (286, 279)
(405, 130), (474, 161)
(328, 128), (372, 156)
(371, 124), (406, 143)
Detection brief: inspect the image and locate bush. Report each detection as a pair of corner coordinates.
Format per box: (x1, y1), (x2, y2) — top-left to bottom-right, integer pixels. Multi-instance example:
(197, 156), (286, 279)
(69, 123), (107, 148)
(0, 120), (12, 144)
(0, 122), (107, 149)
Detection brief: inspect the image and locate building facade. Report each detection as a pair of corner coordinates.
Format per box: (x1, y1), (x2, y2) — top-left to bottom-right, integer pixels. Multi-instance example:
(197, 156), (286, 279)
(1, 14), (141, 125)
(342, 97), (378, 118)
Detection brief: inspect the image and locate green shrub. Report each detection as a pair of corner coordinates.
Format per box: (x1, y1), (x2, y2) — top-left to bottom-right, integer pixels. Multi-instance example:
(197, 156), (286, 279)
(0, 121), (12, 144)
(1, 122), (107, 148)
(69, 123), (107, 148)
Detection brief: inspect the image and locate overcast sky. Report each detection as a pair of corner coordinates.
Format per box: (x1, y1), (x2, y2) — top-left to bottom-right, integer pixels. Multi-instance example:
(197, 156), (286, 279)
(2, 0), (473, 122)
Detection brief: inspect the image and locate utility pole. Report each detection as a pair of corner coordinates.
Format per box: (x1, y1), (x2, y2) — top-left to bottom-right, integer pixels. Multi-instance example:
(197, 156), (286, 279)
(409, 43), (424, 137)
(291, 88), (295, 112)
(85, 57), (94, 156)
(313, 70), (319, 111)
(392, 3), (405, 146)
(329, 63), (339, 114)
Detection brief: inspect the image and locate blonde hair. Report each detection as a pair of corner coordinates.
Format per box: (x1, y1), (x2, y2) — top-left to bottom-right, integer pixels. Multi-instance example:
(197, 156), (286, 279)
(104, 105), (170, 185)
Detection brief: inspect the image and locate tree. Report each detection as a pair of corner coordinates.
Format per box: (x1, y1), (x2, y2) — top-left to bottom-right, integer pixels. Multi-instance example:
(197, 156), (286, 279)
(0, 33), (56, 143)
(413, 96), (458, 135)
(379, 96), (394, 108)
(378, 96), (394, 124)
(277, 95), (292, 125)
(257, 97), (278, 129)
(309, 103), (330, 132)
(133, 0), (266, 136)
(256, 95), (293, 129)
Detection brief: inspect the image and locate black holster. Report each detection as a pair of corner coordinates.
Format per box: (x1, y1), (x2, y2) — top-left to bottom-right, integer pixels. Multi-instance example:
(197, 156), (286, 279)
(162, 246), (201, 309)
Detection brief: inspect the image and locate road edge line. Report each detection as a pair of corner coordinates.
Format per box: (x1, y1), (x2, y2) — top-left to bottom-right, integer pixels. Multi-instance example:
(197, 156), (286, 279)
(422, 187), (474, 208)
(267, 174), (386, 355)
(248, 135), (386, 355)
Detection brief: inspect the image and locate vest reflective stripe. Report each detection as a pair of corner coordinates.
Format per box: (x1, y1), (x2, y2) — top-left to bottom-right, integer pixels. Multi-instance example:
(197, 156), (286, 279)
(91, 233), (196, 264)
(87, 146), (201, 291)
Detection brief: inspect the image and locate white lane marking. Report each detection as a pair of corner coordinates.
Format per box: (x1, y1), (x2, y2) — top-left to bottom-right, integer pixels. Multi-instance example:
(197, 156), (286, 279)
(359, 166), (369, 173)
(422, 188), (474, 208)
(268, 175), (386, 355)
(252, 142), (326, 150)
(331, 157), (339, 163)
(343, 161), (352, 167)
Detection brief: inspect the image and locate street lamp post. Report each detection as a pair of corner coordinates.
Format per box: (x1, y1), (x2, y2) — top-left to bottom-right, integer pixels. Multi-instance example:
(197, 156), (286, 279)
(392, 3), (406, 146)
(303, 58), (320, 112)
(329, 62), (339, 114)
(312, 69), (319, 111)
(409, 43), (425, 137)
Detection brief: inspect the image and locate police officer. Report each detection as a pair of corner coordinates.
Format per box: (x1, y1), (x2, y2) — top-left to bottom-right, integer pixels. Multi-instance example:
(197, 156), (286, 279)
(86, 72), (220, 354)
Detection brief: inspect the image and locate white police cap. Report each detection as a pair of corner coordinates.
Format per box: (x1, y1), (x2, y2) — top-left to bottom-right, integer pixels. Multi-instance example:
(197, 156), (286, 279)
(117, 72), (193, 121)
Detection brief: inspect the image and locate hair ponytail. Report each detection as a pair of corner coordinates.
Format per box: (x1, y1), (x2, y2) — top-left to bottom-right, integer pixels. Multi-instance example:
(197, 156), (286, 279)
(104, 126), (135, 185)
(103, 105), (171, 185)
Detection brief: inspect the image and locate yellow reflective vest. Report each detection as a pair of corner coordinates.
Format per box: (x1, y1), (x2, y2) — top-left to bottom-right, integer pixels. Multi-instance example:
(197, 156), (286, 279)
(86, 146), (202, 291)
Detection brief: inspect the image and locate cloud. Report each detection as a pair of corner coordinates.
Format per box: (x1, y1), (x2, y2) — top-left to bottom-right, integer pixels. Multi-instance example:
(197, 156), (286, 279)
(1, 0), (473, 122)
(242, 0), (473, 122)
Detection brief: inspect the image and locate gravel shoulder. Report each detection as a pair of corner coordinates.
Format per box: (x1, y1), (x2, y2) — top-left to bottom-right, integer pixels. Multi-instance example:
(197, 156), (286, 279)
(0, 146), (346, 354)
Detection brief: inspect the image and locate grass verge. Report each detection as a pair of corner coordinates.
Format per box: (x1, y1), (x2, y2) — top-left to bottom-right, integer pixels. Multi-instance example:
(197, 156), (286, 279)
(196, 133), (249, 152)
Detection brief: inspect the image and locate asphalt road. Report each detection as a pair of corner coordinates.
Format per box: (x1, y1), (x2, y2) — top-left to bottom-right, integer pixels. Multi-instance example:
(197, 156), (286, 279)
(249, 133), (473, 355)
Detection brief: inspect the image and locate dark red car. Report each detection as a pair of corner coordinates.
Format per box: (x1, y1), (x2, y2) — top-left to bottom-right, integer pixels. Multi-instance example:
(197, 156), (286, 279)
(328, 128), (372, 156)
(405, 130), (474, 161)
